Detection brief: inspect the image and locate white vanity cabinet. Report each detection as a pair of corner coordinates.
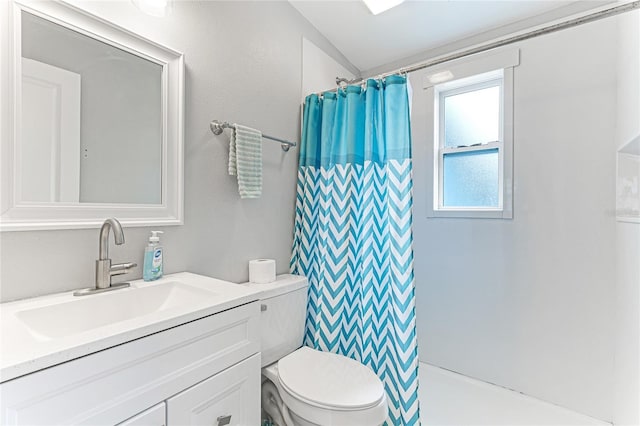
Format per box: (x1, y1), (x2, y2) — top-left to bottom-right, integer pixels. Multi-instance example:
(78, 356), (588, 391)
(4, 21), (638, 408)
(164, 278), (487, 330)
(166, 354), (260, 425)
(0, 301), (261, 426)
(117, 403), (166, 426)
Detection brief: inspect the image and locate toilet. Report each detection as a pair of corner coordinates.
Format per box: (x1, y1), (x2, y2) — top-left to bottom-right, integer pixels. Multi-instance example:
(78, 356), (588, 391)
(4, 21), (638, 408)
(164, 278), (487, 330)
(242, 274), (388, 426)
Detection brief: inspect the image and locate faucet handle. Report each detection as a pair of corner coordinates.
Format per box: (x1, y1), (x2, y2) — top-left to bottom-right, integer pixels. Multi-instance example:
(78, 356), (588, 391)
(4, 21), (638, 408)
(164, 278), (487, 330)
(110, 262), (137, 276)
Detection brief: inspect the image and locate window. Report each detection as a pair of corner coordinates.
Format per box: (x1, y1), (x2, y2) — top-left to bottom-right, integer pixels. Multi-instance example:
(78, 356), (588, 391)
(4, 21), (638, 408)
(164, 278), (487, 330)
(424, 50), (516, 219)
(437, 71), (504, 209)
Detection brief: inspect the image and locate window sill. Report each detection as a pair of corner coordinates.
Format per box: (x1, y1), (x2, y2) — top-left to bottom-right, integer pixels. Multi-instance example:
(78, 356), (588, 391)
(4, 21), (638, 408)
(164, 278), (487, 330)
(427, 208), (513, 219)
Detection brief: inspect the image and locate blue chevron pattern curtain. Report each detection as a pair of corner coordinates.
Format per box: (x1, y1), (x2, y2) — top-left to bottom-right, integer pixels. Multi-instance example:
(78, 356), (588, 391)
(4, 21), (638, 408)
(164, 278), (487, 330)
(291, 75), (420, 425)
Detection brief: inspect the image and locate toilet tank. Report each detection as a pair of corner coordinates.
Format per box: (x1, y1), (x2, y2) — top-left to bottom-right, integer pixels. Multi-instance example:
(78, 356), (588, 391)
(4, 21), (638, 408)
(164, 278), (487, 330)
(241, 274), (308, 367)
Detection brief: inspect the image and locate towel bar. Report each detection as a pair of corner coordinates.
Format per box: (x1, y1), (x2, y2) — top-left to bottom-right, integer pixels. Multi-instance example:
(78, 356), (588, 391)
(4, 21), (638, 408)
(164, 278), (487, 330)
(210, 120), (297, 152)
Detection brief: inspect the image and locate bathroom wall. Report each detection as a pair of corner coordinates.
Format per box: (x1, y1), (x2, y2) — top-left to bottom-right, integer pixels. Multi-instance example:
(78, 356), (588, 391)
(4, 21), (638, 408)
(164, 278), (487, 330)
(301, 37), (355, 102)
(613, 9), (640, 426)
(410, 16), (619, 421)
(0, 1), (358, 302)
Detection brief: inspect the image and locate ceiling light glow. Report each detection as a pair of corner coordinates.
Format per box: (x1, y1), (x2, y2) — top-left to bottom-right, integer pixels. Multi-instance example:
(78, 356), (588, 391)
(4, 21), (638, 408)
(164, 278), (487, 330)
(362, 0), (405, 15)
(132, 0), (171, 17)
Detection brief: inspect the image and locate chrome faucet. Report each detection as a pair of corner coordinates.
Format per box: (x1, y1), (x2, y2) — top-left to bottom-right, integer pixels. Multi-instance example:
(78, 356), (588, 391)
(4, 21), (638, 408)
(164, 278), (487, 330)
(74, 218), (137, 296)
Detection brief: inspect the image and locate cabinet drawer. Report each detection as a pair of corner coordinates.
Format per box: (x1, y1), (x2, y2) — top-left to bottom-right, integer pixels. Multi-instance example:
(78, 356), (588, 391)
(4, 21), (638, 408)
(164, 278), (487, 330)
(167, 354), (260, 426)
(117, 403), (166, 426)
(0, 302), (259, 425)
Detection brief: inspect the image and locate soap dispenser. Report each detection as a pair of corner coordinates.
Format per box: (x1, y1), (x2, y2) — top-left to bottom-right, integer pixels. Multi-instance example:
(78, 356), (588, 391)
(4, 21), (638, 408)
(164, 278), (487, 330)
(143, 231), (164, 281)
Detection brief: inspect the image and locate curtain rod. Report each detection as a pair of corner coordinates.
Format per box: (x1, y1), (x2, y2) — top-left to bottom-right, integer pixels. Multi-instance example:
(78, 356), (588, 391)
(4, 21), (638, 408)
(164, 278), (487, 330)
(325, 1), (639, 93)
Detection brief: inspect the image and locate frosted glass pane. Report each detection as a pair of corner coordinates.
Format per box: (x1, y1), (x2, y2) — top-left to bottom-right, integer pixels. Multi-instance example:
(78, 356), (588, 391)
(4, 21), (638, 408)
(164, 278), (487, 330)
(444, 85), (499, 147)
(443, 149), (499, 207)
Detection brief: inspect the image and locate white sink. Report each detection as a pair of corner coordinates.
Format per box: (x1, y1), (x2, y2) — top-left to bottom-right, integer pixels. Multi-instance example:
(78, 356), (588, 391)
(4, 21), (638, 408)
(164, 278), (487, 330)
(15, 281), (218, 340)
(1, 272), (262, 383)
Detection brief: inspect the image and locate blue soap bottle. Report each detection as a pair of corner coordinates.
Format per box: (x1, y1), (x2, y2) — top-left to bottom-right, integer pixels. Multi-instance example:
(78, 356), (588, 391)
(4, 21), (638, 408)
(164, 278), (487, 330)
(143, 231), (164, 281)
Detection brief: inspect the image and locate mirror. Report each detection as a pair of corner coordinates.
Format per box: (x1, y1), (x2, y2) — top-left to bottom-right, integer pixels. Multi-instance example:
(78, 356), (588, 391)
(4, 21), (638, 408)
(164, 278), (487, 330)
(1, 0), (184, 230)
(21, 11), (163, 204)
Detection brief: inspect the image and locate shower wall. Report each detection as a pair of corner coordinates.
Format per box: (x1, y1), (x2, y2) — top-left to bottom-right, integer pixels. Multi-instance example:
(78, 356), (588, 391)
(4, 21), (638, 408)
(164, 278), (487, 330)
(613, 9), (640, 426)
(411, 16), (619, 422)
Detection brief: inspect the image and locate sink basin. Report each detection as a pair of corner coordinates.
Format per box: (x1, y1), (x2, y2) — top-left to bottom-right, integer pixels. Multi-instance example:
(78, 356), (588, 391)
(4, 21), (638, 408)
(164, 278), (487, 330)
(1, 272), (262, 383)
(15, 281), (218, 340)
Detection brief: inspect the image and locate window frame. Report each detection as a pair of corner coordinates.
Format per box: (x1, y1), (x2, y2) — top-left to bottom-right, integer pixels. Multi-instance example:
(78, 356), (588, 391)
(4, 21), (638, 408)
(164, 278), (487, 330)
(424, 55), (515, 219)
(436, 73), (504, 212)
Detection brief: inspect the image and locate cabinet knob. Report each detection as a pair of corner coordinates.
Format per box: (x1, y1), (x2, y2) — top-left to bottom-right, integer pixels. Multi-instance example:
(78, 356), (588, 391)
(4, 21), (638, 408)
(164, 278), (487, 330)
(260, 304), (267, 312)
(217, 414), (232, 426)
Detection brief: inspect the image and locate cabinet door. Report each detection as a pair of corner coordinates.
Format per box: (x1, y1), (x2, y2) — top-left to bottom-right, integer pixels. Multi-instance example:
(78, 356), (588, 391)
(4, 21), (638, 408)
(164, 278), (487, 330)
(117, 403), (166, 426)
(167, 354), (260, 426)
(0, 302), (259, 426)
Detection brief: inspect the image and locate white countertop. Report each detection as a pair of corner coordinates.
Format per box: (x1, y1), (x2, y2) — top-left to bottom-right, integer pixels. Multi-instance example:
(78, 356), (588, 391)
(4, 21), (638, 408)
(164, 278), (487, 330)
(0, 272), (263, 383)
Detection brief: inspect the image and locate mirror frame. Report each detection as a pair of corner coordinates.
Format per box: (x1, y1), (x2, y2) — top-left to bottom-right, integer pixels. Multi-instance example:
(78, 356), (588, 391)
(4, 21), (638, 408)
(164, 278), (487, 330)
(0, 0), (184, 231)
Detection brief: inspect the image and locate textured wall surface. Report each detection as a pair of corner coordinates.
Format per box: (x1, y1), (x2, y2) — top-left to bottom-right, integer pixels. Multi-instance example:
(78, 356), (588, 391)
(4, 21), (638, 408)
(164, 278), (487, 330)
(0, 0), (357, 302)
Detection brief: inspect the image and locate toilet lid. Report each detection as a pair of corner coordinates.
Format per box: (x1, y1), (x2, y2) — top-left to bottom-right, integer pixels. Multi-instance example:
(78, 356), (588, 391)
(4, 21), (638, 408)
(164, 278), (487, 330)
(277, 347), (386, 410)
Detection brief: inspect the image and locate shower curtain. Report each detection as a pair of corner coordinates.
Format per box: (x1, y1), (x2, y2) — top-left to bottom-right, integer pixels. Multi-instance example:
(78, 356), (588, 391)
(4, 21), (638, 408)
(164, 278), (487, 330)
(290, 75), (420, 425)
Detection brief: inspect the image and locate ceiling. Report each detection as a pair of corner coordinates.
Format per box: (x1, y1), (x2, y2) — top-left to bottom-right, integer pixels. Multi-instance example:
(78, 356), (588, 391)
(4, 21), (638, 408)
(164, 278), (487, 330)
(289, 0), (613, 75)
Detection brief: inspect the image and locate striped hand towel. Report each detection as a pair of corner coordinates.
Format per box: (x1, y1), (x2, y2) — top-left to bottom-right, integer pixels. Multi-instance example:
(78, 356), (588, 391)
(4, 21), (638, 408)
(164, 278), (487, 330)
(228, 124), (263, 198)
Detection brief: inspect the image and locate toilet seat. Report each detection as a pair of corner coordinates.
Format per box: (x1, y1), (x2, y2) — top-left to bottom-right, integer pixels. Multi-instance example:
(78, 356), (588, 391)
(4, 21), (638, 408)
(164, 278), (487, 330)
(267, 347), (387, 426)
(278, 387), (388, 426)
(277, 347), (385, 411)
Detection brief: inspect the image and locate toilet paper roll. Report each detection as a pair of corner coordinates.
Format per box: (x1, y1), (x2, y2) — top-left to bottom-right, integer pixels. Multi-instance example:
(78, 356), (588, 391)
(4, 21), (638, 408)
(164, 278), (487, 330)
(249, 259), (276, 284)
